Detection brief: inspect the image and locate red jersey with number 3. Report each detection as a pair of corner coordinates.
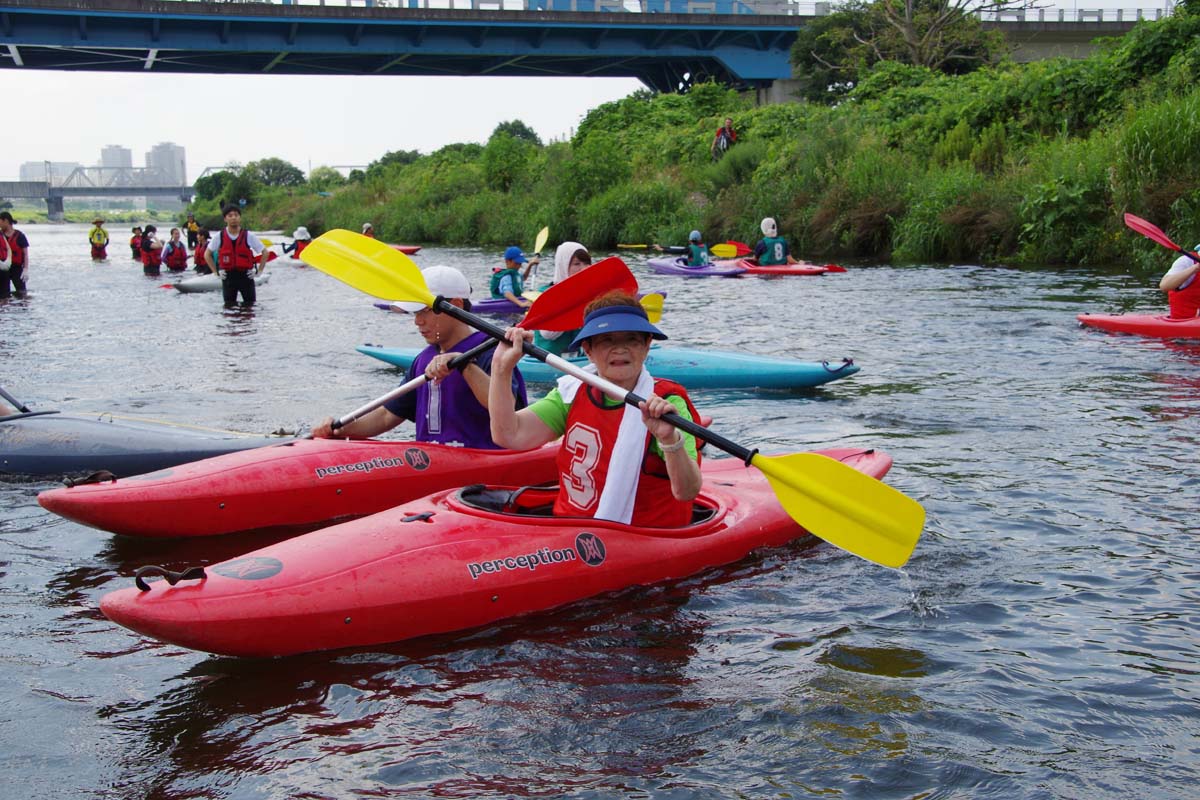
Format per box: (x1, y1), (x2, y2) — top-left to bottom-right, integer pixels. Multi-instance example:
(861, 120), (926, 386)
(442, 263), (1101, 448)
(553, 378), (700, 528)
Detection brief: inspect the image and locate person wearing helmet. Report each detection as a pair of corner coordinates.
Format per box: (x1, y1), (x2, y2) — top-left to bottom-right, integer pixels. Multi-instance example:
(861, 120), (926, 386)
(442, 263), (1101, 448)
(753, 217), (799, 266)
(361, 222), (375, 239)
(685, 230), (710, 267)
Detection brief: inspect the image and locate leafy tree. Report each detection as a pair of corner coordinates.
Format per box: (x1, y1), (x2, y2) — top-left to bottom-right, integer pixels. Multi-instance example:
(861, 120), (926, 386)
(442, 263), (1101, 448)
(792, 0), (1013, 102)
(193, 170), (235, 202)
(347, 169), (366, 184)
(244, 157), (305, 188)
(481, 132), (533, 192)
(492, 119), (542, 147)
(366, 149), (421, 179)
(307, 166), (347, 192)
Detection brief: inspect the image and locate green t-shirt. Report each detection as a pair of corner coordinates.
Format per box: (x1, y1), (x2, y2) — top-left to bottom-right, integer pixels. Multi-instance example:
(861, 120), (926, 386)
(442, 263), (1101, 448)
(529, 387), (698, 460)
(686, 243), (710, 267)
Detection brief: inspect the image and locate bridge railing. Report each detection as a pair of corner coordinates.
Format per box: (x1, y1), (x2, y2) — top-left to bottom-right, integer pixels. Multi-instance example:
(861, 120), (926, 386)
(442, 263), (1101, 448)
(203, 0), (1176, 20)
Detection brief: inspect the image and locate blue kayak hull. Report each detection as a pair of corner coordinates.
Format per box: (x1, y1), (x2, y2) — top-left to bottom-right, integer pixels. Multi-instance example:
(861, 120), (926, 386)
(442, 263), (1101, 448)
(356, 345), (858, 390)
(0, 411), (290, 478)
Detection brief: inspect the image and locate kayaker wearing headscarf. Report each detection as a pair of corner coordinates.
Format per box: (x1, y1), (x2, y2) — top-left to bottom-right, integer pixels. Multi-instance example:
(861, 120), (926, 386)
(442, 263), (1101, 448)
(753, 217), (799, 266)
(490, 291), (703, 527)
(532, 241), (592, 357)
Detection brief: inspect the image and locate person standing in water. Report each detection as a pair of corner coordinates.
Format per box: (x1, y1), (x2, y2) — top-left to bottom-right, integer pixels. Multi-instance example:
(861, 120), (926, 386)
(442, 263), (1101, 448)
(0, 212), (30, 298)
(88, 218), (109, 261)
(206, 204), (269, 307)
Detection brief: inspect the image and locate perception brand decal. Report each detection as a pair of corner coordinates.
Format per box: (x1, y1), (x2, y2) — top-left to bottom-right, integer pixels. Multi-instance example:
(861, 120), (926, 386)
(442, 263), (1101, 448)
(212, 556), (283, 581)
(466, 532), (607, 580)
(314, 448), (432, 479)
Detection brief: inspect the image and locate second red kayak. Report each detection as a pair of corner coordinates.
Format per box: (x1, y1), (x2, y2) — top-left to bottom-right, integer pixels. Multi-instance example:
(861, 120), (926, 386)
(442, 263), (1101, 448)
(99, 448), (892, 657)
(1077, 313), (1200, 339)
(38, 438), (557, 538)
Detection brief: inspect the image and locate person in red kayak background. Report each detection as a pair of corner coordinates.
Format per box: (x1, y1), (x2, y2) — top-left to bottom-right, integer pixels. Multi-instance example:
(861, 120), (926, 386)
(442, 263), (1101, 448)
(1160, 246), (1200, 318)
(88, 218), (109, 261)
(711, 116), (737, 161)
(313, 265), (528, 448)
(206, 204), (269, 307)
(0, 211), (31, 299)
(139, 225), (164, 275)
(129, 226), (142, 260)
(361, 222), (376, 239)
(161, 228), (189, 272)
(753, 217), (799, 266)
(282, 226), (312, 259)
(192, 230), (212, 273)
(490, 291), (703, 527)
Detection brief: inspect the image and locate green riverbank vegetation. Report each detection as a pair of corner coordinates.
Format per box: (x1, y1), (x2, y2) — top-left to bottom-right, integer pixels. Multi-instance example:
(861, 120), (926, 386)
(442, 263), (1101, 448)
(204, 1), (1199, 270)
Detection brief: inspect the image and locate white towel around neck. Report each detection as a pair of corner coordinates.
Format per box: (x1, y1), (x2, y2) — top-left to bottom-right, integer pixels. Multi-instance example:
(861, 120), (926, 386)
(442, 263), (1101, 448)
(557, 366), (655, 524)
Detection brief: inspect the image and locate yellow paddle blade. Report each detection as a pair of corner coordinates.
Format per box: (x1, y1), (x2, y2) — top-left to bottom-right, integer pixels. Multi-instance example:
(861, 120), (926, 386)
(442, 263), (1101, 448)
(260, 238), (274, 247)
(522, 290), (543, 302)
(710, 243), (737, 259)
(533, 226), (549, 255)
(639, 292), (664, 323)
(299, 229), (433, 305)
(617, 243), (649, 249)
(752, 452), (924, 568)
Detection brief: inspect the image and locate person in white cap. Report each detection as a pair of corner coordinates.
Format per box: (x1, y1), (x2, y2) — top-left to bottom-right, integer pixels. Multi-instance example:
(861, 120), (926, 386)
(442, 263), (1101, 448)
(283, 226), (312, 259)
(361, 222), (375, 239)
(312, 265), (528, 448)
(753, 217), (799, 266)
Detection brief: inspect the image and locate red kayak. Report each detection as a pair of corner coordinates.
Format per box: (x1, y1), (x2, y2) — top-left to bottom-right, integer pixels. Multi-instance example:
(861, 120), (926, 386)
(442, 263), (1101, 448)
(716, 258), (846, 276)
(39, 438), (557, 538)
(390, 244), (421, 255)
(1077, 313), (1200, 339)
(99, 447), (892, 657)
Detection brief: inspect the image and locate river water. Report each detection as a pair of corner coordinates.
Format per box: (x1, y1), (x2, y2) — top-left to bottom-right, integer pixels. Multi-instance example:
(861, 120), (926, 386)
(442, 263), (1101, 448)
(1, 224), (1196, 799)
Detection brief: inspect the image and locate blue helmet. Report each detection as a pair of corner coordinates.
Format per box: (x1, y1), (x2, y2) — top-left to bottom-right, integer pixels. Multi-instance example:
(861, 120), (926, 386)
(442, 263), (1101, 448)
(689, 230), (702, 242)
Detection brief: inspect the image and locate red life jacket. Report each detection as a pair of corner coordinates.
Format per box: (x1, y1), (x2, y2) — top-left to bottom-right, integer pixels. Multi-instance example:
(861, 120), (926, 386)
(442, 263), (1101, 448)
(553, 377), (702, 528)
(163, 243), (188, 270)
(130, 235), (142, 255)
(140, 236), (162, 268)
(0, 233), (8, 264)
(292, 240), (309, 258)
(217, 229), (256, 271)
(2, 231), (24, 267)
(1168, 274), (1200, 318)
(194, 246), (208, 270)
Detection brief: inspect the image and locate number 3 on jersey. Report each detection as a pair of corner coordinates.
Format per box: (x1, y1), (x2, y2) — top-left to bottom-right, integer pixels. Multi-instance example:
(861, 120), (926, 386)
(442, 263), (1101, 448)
(563, 424), (601, 510)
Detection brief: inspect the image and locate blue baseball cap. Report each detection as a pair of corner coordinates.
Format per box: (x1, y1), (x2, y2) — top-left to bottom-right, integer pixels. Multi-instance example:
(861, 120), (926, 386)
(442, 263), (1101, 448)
(503, 245), (527, 264)
(570, 304), (667, 350)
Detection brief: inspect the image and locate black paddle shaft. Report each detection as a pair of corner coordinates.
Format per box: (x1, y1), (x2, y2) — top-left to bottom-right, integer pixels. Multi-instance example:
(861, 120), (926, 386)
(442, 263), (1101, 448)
(0, 386), (31, 413)
(432, 297), (757, 465)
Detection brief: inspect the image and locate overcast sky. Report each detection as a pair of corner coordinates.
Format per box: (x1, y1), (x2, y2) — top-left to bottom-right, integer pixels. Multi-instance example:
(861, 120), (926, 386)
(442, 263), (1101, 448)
(4, 70), (644, 182)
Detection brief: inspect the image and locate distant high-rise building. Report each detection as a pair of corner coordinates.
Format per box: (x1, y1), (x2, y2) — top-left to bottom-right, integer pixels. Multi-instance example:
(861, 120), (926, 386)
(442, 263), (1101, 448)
(19, 161), (83, 183)
(100, 145), (133, 170)
(146, 141), (187, 185)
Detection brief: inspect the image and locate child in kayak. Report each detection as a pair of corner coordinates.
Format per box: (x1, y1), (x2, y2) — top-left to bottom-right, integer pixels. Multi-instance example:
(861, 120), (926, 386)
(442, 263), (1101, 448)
(1160, 246), (1200, 318)
(684, 230), (709, 266)
(532, 241), (591, 356)
(490, 245), (539, 310)
(490, 292), (702, 527)
(312, 266), (528, 449)
(753, 217), (799, 266)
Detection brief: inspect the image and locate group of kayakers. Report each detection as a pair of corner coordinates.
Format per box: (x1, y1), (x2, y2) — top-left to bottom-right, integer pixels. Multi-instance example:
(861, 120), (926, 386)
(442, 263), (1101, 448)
(652, 217), (800, 268)
(313, 243), (701, 527)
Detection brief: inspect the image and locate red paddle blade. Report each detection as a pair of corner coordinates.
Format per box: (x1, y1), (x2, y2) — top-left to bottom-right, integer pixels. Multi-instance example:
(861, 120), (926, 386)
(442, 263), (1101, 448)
(520, 256), (638, 331)
(1124, 213), (1181, 252)
(726, 240), (753, 256)
(824, 264), (847, 273)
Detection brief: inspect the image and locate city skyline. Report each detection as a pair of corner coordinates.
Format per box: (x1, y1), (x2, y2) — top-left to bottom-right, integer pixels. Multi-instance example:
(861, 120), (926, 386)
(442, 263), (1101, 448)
(20, 141), (188, 186)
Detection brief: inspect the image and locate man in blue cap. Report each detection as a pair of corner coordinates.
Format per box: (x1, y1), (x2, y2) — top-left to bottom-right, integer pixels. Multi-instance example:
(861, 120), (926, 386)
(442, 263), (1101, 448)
(489, 245), (540, 309)
(488, 291), (703, 528)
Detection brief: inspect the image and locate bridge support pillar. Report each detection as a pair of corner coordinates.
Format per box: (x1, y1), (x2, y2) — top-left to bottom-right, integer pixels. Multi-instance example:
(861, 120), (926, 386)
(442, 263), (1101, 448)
(45, 195), (65, 222)
(754, 79), (803, 107)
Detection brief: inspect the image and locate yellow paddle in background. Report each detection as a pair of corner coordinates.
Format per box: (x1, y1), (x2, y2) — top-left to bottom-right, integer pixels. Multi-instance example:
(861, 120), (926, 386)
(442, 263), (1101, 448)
(709, 243), (738, 259)
(639, 292), (664, 323)
(529, 226), (549, 280)
(300, 230), (925, 569)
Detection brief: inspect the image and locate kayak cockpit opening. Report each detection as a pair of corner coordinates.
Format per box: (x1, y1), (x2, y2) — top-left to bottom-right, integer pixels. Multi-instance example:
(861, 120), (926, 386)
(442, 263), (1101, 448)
(456, 483), (718, 526)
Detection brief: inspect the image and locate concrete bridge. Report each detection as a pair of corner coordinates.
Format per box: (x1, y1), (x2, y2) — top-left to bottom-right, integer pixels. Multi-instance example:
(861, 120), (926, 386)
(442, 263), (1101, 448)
(0, 0), (1168, 94)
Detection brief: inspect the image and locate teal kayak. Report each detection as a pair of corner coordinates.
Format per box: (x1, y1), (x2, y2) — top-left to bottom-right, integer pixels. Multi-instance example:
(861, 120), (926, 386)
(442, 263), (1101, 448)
(356, 344), (858, 389)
